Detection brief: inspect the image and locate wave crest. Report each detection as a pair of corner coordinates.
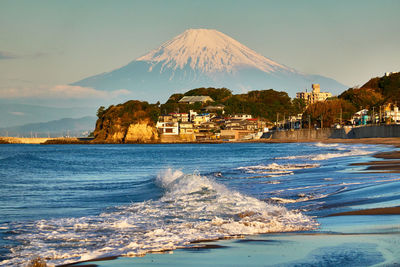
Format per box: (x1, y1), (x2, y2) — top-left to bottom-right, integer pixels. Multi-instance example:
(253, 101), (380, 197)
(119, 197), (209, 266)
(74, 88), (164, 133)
(2, 169), (317, 266)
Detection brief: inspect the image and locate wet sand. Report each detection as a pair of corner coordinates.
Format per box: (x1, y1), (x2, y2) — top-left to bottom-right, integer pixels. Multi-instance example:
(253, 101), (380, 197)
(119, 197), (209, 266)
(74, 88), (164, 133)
(345, 139), (400, 173)
(327, 206), (400, 216)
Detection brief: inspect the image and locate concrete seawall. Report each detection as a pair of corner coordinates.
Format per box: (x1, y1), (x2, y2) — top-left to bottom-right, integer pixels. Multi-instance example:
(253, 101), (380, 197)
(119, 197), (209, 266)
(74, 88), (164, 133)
(264, 125), (400, 140)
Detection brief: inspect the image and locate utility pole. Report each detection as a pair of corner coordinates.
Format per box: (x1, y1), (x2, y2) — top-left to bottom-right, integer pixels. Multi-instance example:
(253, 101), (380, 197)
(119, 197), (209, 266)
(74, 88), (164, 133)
(320, 115), (323, 129)
(372, 107), (375, 124)
(283, 113), (286, 129)
(340, 108), (342, 125)
(379, 105), (382, 125)
(276, 112), (279, 128)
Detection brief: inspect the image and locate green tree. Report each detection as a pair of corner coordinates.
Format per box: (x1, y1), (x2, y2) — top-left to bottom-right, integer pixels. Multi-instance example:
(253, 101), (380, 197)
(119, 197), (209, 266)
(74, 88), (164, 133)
(96, 106), (106, 118)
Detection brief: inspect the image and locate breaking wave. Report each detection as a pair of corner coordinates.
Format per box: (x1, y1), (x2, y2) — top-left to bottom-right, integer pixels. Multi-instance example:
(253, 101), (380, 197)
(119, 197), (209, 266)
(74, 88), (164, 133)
(1, 169), (316, 266)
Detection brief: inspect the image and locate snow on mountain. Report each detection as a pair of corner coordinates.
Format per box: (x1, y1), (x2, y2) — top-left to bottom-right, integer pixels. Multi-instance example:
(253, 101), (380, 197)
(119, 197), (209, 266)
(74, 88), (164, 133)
(73, 29), (347, 102)
(137, 29), (293, 74)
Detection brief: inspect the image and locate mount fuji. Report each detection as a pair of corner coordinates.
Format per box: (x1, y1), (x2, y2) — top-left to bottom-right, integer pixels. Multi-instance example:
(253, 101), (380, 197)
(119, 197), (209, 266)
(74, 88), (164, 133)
(73, 29), (347, 102)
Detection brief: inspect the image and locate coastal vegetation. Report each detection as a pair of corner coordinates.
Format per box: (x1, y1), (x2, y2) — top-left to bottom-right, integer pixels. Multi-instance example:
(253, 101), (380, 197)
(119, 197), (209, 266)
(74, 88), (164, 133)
(303, 98), (356, 127)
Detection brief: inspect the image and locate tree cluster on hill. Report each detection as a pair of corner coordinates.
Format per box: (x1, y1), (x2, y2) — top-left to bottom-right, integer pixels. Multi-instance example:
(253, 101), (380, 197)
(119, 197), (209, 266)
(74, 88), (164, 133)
(162, 87), (305, 123)
(360, 72), (400, 103)
(339, 88), (384, 110)
(302, 98), (356, 127)
(338, 72), (400, 109)
(97, 100), (160, 125)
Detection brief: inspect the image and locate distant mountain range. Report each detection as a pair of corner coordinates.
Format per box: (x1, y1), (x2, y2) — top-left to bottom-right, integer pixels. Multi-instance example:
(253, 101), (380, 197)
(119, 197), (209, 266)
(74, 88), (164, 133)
(0, 102), (96, 128)
(74, 28), (347, 102)
(0, 116), (96, 137)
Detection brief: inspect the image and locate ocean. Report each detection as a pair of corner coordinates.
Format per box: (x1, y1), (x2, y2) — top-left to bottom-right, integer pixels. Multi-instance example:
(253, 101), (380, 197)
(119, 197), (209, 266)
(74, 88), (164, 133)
(1, 142), (400, 266)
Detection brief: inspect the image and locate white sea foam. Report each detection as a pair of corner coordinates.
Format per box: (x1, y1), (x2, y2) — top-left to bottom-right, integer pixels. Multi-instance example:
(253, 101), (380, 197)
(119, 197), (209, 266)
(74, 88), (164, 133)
(314, 142), (339, 147)
(1, 169), (316, 266)
(310, 149), (372, 160)
(237, 163), (320, 175)
(276, 149), (373, 161)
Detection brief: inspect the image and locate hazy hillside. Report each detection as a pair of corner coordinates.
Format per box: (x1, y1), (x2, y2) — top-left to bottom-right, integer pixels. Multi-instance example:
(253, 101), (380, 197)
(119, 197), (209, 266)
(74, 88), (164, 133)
(0, 116), (96, 137)
(0, 102), (96, 128)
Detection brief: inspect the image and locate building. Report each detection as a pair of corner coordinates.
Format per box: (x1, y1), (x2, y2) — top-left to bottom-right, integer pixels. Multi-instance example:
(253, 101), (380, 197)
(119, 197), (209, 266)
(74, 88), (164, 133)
(178, 96), (214, 104)
(352, 109), (369, 125)
(168, 113), (189, 122)
(192, 113), (211, 126)
(296, 84), (332, 105)
(156, 121), (179, 135)
(202, 104), (225, 114)
(179, 122), (194, 135)
(232, 114), (252, 120)
(157, 115), (176, 123)
(225, 118), (258, 131)
(385, 104), (400, 123)
(385, 71), (399, 77)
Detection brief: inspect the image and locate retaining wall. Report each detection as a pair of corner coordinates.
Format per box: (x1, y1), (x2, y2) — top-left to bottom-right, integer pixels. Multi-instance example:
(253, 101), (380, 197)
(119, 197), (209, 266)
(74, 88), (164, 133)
(265, 125), (400, 140)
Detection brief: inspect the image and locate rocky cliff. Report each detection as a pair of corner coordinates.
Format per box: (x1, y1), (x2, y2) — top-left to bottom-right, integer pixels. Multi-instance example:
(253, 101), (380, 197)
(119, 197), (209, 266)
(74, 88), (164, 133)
(93, 100), (159, 143)
(125, 121), (159, 143)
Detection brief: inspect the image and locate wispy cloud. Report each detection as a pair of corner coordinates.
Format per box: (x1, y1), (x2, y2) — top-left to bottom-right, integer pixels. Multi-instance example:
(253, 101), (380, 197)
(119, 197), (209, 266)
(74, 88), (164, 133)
(0, 51), (56, 60)
(8, 111), (25, 116)
(0, 51), (18, 60)
(0, 85), (131, 100)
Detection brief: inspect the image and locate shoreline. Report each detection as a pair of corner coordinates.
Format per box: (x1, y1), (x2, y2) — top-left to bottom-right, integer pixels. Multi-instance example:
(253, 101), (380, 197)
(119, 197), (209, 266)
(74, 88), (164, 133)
(3, 136), (400, 146)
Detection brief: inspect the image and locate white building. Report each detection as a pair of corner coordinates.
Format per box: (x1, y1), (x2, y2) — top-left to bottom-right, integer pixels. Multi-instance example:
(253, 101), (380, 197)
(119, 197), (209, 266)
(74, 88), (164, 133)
(296, 84), (332, 105)
(232, 114), (252, 120)
(156, 121), (179, 135)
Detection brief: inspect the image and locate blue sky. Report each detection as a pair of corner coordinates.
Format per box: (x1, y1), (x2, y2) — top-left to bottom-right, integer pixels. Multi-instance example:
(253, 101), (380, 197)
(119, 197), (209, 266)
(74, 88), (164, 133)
(0, 0), (399, 105)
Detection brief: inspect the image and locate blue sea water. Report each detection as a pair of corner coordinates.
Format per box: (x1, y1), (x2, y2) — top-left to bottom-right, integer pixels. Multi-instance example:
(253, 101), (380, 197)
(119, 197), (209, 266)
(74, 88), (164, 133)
(0, 142), (400, 266)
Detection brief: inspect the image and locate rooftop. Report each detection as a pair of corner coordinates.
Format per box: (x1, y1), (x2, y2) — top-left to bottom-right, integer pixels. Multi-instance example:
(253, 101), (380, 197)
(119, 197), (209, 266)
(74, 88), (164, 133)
(179, 96), (214, 103)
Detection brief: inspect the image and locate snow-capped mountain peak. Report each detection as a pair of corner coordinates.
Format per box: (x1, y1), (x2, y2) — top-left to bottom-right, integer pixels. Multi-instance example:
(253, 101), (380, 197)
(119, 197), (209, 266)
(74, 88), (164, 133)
(137, 28), (293, 74)
(73, 28), (347, 102)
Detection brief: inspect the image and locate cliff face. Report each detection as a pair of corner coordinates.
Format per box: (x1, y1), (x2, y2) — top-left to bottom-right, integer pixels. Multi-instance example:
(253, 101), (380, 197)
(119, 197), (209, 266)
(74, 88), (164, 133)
(125, 121), (159, 143)
(93, 100), (160, 143)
